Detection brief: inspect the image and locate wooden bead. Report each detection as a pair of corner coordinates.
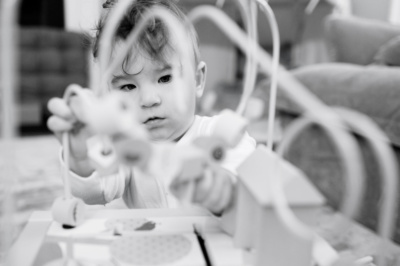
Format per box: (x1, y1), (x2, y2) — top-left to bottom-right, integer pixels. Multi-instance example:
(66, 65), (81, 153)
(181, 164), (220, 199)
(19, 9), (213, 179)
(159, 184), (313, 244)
(86, 135), (118, 175)
(244, 96), (264, 121)
(113, 138), (152, 171)
(192, 136), (228, 163)
(51, 197), (85, 228)
(212, 109), (248, 148)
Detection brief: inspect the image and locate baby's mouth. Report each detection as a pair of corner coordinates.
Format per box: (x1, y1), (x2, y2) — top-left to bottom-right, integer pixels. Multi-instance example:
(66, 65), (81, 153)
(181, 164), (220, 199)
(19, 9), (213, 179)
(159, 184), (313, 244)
(143, 117), (165, 126)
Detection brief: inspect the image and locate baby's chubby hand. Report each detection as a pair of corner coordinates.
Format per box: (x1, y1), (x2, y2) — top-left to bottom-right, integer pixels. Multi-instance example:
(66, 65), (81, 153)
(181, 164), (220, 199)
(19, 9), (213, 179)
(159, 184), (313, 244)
(47, 93), (95, 176)
(170, 165), (235, 215)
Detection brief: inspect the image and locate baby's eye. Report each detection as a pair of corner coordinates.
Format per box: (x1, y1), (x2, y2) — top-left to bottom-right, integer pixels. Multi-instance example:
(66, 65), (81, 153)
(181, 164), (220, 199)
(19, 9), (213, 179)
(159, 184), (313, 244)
(120, 84), (136, 91)
(158, 75), (172, 84)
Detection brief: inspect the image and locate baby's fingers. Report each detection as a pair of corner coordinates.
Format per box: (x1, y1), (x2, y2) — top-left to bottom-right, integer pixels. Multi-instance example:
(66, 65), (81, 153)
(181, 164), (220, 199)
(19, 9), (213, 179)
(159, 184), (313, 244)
(47, 97), (75, 121)
(193, 169), (214, 203)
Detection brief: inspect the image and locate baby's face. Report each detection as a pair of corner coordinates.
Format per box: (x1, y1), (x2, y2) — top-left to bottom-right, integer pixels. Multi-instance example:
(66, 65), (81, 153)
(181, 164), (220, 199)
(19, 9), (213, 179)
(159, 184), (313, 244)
(109, 46), (204, 141)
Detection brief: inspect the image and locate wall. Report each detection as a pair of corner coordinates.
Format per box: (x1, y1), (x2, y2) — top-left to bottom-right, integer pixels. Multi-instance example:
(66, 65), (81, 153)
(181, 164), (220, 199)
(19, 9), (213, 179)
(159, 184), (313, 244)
(64, 0), (101, 35)
(351, 0), (392, 21)
(389, 0), (400, 24)
(180, 1), (239, 93)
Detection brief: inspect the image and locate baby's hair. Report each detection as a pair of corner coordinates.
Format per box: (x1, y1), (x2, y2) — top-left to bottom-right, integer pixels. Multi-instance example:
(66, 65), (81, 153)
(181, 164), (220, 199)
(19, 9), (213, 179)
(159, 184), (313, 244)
(93, 0), (200, 72)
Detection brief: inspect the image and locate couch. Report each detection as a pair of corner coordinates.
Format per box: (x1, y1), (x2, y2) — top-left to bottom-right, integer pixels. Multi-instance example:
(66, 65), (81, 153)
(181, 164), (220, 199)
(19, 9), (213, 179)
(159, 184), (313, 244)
(274, 15), (400, 244)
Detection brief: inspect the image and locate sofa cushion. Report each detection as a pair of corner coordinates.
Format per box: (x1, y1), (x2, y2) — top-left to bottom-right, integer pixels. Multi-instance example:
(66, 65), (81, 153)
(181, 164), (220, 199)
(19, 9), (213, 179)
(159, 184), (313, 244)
(373, 35), (400, 67)
(325, 15), (400, 65)
(276, 63), (400, 147)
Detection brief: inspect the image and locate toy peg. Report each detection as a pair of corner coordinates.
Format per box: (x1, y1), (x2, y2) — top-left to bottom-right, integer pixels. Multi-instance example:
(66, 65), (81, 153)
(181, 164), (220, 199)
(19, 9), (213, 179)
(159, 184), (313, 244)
(86, 135), (119, 175)
(51, 197), (85, 228)
(212, 109), (248, 148)
(113, 137), (152, 171)
(192, 136), (228, 164)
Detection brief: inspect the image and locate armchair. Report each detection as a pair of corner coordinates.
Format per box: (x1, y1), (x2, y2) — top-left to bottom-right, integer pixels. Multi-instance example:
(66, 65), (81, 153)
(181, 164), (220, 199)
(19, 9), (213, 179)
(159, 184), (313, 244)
(274, 14), (400, 243)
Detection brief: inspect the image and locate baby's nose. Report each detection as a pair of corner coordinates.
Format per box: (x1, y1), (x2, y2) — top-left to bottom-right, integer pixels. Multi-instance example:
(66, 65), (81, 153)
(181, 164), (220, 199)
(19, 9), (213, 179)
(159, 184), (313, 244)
(140, 88), (161, 108)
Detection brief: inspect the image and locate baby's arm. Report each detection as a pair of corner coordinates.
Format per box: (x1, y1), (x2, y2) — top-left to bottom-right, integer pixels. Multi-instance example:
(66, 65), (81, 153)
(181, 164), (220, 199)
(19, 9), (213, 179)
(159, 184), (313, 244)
(65, 161), (128, 205)
(48, 93), (129, 206)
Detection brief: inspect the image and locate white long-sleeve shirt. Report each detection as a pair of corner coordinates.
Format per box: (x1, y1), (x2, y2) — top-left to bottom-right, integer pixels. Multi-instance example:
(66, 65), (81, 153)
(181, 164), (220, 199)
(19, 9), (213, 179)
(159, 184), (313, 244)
(66, 115), (256, 208)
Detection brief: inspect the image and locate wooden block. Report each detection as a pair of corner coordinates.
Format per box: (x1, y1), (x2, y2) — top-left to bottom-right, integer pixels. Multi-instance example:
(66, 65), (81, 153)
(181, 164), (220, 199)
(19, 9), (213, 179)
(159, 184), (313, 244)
(235, 146), (325, 265)
(254, 205), (315, 266)
(212, 109), (248, 148)
(237, 146), (325, 207)
(233, 181), (259, 250)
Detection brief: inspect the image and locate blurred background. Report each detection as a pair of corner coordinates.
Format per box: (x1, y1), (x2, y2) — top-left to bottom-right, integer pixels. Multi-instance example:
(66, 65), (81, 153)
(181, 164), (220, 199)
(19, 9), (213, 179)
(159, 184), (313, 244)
(14, 0), (400, 136)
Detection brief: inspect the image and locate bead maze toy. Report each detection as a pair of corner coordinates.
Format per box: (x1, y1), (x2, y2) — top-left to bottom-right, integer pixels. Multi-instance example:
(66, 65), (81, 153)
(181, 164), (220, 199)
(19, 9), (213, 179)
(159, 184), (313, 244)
(2, 0), (398, 266)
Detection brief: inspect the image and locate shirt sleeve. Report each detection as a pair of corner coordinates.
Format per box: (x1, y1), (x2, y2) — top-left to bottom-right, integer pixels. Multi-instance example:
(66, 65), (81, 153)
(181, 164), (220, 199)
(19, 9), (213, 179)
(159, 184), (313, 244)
(58, 149), (127, 205)
(221, 132), (256, 177)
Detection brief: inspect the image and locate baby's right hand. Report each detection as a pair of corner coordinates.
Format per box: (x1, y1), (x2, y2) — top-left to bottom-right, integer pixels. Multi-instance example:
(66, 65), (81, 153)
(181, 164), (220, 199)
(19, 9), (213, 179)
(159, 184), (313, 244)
(47, 97), (94, 176)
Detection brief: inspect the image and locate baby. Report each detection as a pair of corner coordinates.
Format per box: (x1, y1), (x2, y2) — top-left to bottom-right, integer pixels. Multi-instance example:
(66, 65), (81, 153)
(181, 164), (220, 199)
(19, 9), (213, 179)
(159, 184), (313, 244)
(47, 0), (256, 215)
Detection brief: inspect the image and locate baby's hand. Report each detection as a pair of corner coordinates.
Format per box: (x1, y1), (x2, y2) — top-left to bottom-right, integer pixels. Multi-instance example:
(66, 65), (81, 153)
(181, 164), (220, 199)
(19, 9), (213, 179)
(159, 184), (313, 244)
(171, 166), (235, 215)
(193, 167), (235, 215)
(47, 96), (94, 176)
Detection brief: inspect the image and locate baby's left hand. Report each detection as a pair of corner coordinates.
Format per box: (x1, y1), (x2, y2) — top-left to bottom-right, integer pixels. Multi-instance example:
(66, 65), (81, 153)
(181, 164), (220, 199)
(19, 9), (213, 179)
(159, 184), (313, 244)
(170, 166), (235, 215)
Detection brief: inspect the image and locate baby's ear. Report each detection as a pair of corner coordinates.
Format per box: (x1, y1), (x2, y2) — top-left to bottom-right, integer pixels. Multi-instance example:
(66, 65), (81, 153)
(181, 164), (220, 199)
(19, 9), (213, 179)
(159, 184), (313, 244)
(195, 61), (207, 98)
